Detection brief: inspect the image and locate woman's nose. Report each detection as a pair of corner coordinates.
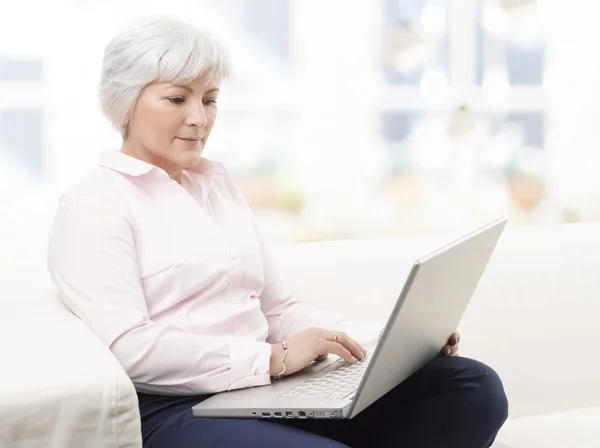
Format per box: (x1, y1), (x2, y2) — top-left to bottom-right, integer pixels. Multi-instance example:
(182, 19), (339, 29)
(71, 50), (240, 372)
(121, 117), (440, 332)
(186, 104), (207, 127)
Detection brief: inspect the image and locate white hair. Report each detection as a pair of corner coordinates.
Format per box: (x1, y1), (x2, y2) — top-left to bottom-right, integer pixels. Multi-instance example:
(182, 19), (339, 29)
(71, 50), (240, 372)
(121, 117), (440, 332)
(99, 16), (232, 138)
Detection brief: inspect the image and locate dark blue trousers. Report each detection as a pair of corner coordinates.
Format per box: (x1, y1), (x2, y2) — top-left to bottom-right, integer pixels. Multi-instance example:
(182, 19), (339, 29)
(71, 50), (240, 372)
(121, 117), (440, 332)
(138, 356), (508, 448)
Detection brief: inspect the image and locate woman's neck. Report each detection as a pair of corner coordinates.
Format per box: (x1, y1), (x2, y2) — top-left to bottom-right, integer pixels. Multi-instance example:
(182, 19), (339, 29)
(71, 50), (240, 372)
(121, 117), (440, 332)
(120, 140), (182, 183)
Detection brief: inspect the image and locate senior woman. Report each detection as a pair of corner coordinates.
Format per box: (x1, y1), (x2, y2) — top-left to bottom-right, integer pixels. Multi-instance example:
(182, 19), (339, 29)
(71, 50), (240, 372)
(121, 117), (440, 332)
(47, 17), (507, 448)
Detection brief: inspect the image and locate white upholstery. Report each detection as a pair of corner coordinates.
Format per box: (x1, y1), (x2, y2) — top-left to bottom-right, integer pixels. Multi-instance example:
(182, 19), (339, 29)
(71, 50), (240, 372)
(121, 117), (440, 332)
(498, 407), (600, 448)
(0, 213), (141, 448)
(2, 213), (599, 447)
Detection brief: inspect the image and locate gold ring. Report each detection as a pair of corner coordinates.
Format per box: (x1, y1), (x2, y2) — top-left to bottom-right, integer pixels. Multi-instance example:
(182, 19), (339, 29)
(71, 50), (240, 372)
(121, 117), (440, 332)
(333, 332), (338, 342)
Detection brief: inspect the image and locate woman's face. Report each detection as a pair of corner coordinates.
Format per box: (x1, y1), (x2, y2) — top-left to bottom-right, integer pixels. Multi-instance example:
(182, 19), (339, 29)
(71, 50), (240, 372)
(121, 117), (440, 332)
(123, 74), (220, 181)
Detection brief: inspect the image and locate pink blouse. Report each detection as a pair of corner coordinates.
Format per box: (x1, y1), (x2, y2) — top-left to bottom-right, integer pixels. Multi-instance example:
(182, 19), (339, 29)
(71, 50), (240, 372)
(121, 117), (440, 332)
(47, 150), (381, 395)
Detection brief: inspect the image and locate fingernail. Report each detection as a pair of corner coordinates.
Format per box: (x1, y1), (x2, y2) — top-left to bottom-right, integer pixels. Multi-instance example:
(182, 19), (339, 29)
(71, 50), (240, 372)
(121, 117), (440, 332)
(446, 348), (452, 355)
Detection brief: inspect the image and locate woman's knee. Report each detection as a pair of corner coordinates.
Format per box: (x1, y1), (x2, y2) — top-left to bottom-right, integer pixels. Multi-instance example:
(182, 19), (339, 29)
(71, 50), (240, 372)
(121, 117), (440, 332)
(439, 356), (509, 425)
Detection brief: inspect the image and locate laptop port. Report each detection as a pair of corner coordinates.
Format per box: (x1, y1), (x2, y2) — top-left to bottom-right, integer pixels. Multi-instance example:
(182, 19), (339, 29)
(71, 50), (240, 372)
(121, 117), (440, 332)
(285, 411), (294, 418)
(273, 412), (282, 418)
(298, 411), (307, 418)
(262, 412), (270, 417)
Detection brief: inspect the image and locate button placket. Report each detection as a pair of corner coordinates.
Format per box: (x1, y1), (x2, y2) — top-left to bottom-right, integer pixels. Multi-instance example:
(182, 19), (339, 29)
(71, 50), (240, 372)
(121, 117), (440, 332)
(224, 248), (242, 303)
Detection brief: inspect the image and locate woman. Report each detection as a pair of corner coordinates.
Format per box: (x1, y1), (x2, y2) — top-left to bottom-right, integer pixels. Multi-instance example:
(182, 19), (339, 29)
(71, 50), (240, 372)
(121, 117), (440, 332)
(47, 16), (508, 448)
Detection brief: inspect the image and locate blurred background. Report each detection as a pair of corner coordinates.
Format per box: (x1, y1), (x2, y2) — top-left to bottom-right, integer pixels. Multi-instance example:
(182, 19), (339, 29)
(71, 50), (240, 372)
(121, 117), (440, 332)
(1, 0), (599, 242)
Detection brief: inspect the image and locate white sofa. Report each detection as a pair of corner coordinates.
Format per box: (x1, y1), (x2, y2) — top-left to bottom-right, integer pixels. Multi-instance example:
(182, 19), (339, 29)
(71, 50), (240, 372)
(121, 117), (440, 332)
(1, 217), (599, 447)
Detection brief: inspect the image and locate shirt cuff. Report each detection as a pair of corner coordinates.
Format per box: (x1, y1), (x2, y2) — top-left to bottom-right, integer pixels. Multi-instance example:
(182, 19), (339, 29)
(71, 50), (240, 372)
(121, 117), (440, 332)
(228, 339), (272, 390)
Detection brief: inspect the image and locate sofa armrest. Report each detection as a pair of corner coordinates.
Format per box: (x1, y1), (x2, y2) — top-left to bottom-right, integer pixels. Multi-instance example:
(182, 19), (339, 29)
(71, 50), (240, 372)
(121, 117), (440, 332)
(0, 287), (141, 448)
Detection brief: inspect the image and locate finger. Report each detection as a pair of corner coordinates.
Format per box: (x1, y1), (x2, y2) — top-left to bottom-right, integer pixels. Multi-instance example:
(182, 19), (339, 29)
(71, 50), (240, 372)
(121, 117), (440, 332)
(331, 332), (365, 360)
(317, 329), (364, 359)
(442, 344), (457, 356)
(448, 332), (459, 346)
(324, 341), (356, 364)
(314, 354), (328, 362)
(342, 333), (367, 354)
(351, 337), (368, 355)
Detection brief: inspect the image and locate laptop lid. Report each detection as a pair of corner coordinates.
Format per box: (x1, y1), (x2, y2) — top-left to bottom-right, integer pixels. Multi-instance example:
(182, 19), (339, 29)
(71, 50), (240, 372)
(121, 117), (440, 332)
(348, 217), (507, 418)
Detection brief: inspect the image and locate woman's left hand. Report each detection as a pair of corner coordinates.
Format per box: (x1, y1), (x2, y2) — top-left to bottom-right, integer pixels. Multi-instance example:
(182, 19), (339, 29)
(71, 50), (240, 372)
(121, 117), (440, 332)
(441, 332), (460, 356)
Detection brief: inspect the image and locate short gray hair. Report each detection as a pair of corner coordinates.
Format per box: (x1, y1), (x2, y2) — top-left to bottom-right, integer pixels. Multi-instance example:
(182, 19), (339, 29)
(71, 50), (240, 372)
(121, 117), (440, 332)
(99, 16), (232, 138)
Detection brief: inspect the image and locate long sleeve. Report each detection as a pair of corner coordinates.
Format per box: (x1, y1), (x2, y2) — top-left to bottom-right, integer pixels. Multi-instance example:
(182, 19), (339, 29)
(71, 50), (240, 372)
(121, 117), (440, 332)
(47, 186), (272, 396)
(255, 223), (384, 347)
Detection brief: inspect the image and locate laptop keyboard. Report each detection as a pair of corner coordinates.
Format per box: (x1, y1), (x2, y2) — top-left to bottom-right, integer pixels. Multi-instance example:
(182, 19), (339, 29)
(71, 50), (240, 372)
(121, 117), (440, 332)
(276, 356), (370, 400)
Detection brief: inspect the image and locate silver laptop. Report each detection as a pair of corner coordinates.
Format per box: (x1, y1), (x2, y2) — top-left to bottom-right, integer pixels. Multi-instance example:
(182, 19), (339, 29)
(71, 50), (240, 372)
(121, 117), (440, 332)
(192, 217), (507, 420)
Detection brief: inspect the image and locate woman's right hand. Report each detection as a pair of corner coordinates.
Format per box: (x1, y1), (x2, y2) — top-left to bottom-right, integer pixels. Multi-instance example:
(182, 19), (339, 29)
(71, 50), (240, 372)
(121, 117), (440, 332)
(270, 327), (367, 377)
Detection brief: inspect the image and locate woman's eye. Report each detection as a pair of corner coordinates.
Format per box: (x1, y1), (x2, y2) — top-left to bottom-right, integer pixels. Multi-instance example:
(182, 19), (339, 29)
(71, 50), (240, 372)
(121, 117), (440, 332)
(168, 97), (185, 104)
(203, 99), (217, 106)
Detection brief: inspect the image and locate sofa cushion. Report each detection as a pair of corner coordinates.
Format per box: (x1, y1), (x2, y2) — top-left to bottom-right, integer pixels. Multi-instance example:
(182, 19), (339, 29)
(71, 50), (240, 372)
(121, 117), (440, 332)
(493, 407), (600, 447)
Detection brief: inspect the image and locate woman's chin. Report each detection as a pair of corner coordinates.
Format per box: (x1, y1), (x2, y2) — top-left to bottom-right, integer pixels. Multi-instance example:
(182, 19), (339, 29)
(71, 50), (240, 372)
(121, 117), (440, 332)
(180, 149), (203, 166)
